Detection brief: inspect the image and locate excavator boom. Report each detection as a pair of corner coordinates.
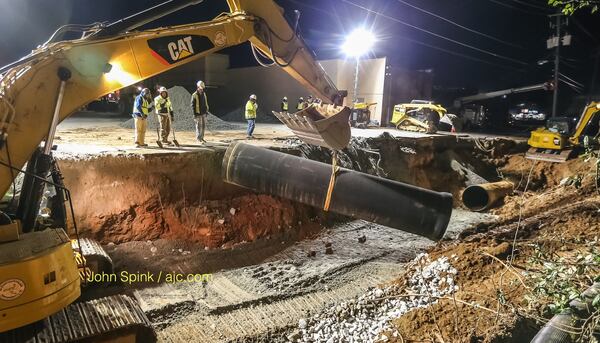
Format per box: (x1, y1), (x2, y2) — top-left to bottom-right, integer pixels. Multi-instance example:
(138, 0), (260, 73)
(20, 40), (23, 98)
(0, 0), (350, 338)
(0, 0), (349, 198)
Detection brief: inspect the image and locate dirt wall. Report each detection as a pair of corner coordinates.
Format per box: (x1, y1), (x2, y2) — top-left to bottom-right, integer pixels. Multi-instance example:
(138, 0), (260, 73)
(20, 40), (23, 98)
(57, 149), (322, 247)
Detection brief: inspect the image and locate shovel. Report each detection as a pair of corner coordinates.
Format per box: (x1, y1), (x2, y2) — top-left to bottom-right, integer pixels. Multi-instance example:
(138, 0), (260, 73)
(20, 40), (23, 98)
(170, 114), (180, 147)
(155, 119), (163, 148)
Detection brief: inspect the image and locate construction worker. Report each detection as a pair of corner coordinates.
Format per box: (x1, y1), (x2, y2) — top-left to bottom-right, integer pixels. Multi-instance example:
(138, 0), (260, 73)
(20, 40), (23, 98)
(281, 96), (288, 114)
(307, 95), (314, 105)
(132, 88), (152, 148)
(154, 86), (174, 145)
(297, 97), (305, 110)
(191, 80), (209, 143)
(245, 94), (258, 139)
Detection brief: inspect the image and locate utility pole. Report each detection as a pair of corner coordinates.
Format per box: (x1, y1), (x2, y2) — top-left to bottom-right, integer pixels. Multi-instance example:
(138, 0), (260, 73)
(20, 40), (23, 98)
(353, 58), (359, 105)
(551, 13), (562, 117)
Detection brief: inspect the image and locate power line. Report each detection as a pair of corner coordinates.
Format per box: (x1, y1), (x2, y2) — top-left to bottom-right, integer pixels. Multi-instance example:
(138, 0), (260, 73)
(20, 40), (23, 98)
(283, 0), (527, 72)
(507, 0), (553, 11)
(395, 35), (523, 72)
(394, 0), (524, 49)
(340, 0), (529, 66)
(486, 0), (547, 15)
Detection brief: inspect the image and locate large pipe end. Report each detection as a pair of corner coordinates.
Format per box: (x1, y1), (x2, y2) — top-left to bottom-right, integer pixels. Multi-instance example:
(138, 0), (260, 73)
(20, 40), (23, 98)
(462, 181), (514, 212)
(429, 192), (454, 241)
(462, 185), (490, 212)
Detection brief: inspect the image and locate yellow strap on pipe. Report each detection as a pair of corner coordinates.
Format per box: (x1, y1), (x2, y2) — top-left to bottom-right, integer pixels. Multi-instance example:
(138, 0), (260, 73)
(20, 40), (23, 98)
(324, 152), (340, 211)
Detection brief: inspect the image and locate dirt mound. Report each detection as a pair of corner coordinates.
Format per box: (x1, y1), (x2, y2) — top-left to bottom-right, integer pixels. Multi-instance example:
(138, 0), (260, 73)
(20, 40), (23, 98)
(387, 167), (600, 342)
(119, 86), (244, 131)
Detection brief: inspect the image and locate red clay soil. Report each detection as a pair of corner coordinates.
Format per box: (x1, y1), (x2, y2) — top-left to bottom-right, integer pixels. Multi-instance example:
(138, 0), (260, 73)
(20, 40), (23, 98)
(57, 149), (324, 248)
(387, 155), (600, 342)
(87, 193), (322, 248)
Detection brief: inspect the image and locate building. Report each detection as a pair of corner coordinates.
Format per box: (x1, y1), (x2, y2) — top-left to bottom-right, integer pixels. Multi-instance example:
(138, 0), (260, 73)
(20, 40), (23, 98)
(152, 54), (433, 126)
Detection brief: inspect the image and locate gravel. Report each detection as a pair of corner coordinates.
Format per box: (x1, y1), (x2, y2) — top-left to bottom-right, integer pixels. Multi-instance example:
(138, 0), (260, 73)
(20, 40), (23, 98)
(119, 86), (244, 131)
(290, 253), (458, 342)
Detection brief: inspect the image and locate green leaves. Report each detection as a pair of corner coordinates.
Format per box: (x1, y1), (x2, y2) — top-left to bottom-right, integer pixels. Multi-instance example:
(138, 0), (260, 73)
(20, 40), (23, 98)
(548, 0), (600, 15)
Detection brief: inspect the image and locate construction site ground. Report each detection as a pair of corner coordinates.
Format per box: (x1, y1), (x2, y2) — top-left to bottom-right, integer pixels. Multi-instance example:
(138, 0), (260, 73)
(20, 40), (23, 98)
(52, 111), (599, 342)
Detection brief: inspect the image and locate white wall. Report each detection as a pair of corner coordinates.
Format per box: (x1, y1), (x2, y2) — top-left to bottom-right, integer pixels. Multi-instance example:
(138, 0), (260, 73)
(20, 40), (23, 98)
(210, 57), (387, 123)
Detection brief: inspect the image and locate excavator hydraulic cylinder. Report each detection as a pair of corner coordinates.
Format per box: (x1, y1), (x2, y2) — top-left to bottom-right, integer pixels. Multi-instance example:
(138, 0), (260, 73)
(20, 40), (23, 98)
(222, 142), (453, 241)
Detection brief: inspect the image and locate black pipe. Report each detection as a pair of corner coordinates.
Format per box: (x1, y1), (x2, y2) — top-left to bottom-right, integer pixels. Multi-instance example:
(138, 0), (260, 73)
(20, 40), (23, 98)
(92, 0), (204, 38)
(222, 142), (453, 241)
(531, 282), (600, 343)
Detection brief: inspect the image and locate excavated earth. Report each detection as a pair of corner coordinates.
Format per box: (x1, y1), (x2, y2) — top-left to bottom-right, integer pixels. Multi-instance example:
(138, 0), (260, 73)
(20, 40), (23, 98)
(54, 130), (537, 342)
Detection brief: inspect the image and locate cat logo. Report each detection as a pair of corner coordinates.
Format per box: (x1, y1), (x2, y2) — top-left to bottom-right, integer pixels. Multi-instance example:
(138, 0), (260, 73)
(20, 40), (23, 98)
(148, 35), (215, 65)
(168, 36), (194, 61)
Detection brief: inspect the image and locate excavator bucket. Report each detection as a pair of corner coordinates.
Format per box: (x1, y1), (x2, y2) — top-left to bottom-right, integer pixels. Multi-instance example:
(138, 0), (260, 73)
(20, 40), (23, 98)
(525, 147), (574, 163)
(273, 104), (351, 150)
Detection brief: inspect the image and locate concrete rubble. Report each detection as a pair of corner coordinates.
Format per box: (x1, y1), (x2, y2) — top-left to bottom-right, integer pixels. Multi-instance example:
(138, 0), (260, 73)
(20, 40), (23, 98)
(289, 253), (458, 343)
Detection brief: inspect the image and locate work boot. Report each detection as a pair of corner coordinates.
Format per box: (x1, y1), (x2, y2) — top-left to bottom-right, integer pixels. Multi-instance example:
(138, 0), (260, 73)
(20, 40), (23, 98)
(141, 143), (148, 147)
(246, 136), (253, 139)
(163, 140), (173, 146)
(135, 144), (142, 148)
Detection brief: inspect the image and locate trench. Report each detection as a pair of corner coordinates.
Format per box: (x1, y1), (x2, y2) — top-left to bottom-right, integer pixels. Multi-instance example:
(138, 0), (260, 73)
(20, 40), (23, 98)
(54, 134), (527, 340)
(57, 135), (523, 248)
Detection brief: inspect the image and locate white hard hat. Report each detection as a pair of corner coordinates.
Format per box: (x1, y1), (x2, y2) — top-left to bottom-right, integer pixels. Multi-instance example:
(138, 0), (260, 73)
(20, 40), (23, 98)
(158, 86), (168, 93)
(283, 96), (288, 101)
(196, 80), (205, 89)
(249, 94), (257, 100)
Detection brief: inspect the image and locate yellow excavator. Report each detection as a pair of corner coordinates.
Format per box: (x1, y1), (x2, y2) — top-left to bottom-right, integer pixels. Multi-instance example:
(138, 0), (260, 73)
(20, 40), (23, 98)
(526, 102), (600, 162)
(0, 0), (350, 341)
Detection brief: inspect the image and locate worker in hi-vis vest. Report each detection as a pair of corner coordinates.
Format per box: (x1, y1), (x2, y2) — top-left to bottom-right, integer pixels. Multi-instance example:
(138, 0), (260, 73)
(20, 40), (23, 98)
(281, 96), (289, 114)
(245, 94), (258, 139)
(191, 80), (209, 143)
(132, 88), (152, 148)
(297, 97), (305, 110)
(154, 86), (174, 145)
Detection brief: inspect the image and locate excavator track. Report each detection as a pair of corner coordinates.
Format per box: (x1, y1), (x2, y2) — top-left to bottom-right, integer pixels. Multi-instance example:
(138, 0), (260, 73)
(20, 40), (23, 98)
(525, 147), (573, 163)
(71, 238), (114, 275)
(0, 294), (156, 343)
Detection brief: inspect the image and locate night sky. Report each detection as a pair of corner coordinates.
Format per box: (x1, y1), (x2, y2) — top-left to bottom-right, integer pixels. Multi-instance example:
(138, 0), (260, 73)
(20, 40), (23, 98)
(1, 0), (599, 96)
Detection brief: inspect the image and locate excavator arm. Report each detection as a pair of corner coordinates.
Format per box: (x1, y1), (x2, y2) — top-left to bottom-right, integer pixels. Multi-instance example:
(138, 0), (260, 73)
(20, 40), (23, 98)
(0, 0), (348, 199)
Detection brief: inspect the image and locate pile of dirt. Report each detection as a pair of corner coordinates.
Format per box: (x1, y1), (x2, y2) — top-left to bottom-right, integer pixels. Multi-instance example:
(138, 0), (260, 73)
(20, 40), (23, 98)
(119, 86), (244, 131)
(384, 154), (600, 341)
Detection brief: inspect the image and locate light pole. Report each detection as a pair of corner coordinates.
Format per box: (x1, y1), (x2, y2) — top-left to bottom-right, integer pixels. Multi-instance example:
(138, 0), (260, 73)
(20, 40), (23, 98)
(342, 28), (376, 105)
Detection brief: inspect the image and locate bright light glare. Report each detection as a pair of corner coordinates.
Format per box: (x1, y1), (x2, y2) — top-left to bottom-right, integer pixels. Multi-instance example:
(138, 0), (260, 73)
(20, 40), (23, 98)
(342, 28), (376, 58)
(104, 62), (136, 86)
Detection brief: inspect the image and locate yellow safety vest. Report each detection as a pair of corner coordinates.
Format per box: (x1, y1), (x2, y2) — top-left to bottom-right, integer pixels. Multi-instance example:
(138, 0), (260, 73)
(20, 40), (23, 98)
(245, 101), (257, 119)
(154, 96), (173, 114)
(133, 96), (150, 115)
(297, 102), (304, 110)
(282, 101), (288, 111)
